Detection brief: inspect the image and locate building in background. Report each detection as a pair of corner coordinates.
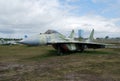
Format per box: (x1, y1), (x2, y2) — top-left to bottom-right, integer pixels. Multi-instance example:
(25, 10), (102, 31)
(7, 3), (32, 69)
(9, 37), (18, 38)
(78, 29), (84, 39)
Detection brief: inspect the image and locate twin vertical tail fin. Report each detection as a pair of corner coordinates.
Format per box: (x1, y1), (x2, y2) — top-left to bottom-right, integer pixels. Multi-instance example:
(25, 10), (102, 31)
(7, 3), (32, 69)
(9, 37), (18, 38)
(68, 29), (94, 42)
(69, 30), (75, 39)
(89, 29), (94, 41)
(86, 29), (94, 42)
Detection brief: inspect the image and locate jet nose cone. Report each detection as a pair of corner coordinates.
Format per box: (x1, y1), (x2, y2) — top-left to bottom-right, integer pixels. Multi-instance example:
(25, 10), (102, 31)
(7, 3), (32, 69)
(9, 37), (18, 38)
(18, 37), (41, 46)
(18, 39), (28, 45)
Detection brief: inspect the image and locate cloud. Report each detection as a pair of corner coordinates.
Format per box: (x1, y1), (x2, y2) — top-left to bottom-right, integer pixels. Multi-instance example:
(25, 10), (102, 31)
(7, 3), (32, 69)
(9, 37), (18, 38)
(0, 28), (15, 34)
(0, 0), (119, 38)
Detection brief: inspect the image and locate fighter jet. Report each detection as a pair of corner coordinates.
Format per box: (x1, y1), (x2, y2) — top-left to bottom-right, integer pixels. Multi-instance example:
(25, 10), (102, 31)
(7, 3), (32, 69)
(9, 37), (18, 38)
(19, 29), (106, 54)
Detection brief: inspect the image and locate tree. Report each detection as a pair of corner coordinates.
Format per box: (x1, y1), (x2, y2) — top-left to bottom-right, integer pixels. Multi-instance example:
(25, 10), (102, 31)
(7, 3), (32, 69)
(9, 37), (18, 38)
(105, 36), (109, 39)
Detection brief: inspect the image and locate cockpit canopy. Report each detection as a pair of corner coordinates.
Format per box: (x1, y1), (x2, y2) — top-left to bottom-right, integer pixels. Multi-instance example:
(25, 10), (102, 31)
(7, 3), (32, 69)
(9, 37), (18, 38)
(45, 30), (60, 34)
(44, 30), (66, 40)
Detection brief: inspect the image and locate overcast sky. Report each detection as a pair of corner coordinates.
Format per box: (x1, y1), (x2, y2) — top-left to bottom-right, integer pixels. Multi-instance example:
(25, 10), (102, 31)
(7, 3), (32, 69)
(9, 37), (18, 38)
(0, 0), (120, 38)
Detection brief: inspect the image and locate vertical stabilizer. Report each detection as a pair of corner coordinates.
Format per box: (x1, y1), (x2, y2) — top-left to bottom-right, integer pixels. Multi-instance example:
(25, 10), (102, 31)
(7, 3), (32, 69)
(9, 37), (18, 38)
(86, 29), (94, 42)
(69, 30), (75, 39)
(89, 29), (94, 41)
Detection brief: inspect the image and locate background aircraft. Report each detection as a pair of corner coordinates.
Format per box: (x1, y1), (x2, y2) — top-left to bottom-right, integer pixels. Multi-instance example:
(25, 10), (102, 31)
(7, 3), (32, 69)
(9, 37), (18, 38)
(19, 29), (106, 55)
(0, 38), (18, 45)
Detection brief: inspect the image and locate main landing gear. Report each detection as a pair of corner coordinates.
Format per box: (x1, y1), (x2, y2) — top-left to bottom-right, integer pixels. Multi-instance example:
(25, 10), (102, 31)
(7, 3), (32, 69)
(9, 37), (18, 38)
(57, 46), (63, 56)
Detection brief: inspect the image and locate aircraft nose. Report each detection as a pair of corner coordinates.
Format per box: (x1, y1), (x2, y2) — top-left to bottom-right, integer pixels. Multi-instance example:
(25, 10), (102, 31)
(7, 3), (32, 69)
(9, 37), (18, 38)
(18, 39), (29, 45)
(18, 37), (40, 46)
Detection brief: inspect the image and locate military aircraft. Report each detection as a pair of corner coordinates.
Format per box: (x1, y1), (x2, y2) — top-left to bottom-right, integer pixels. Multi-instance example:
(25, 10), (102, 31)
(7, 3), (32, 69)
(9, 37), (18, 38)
(0, 39), (17, 45)
(19, 29), (106, 54)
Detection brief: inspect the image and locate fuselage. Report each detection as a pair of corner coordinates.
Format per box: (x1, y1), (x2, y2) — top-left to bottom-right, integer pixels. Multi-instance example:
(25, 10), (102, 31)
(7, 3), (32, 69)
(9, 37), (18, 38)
(20, 33), (55, 46)
(19, 33), (82, 52)
(19, 29), (106, 54)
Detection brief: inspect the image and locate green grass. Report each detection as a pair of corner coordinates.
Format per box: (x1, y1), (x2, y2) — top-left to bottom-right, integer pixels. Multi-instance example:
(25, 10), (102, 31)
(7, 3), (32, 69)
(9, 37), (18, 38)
(0, 45), (120, 81)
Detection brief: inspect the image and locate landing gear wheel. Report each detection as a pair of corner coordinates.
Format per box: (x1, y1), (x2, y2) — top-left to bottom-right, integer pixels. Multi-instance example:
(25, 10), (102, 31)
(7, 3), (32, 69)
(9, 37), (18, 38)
(57, 46), (63, 56)
(80, 45), (85, 52)
(80, 48), (84, 52)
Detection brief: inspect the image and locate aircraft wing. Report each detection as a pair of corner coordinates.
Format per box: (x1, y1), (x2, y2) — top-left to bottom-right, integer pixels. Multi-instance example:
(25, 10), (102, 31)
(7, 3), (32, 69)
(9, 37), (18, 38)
(48, 40), (105, 45)
(48, 41), (106, 49)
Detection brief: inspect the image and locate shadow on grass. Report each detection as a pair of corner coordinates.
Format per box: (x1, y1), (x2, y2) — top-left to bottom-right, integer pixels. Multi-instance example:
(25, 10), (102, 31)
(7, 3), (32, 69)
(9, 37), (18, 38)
(81, 50), (113, 55)
(62, 49), (114, 55)
(22, 49), (114, 61)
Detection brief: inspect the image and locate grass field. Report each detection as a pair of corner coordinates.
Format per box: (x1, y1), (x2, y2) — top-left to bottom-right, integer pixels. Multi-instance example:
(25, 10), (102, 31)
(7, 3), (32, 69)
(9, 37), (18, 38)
(0, 45), (120, 81)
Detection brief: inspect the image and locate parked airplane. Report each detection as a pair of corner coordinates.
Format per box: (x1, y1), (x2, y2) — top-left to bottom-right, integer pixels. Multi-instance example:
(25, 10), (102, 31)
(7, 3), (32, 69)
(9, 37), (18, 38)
(19, 29), (106, 54)
(0, 39), (6, 45)
(0, 38), (18, 45)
